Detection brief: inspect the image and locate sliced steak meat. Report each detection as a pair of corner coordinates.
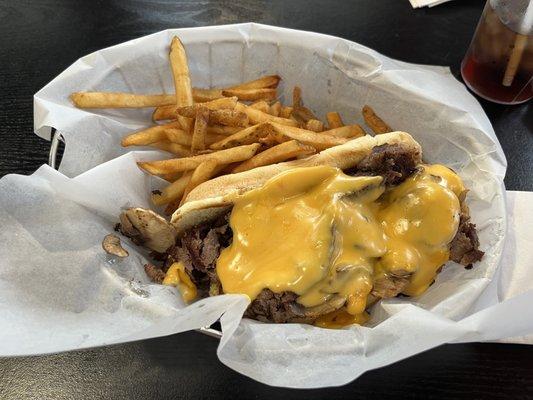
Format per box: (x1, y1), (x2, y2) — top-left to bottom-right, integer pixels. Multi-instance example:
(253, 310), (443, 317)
(450, 204), (484, 267)
(164, 211), (231, 296)
(371, 270), (412, 299)
(144, 263), (166, 284)
(244, 289), (301, 323)
(346, 143), (420, 185)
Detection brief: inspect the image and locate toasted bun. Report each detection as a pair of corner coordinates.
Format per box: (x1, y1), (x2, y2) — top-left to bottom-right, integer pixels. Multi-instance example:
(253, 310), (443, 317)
(171, 131), (422, 233)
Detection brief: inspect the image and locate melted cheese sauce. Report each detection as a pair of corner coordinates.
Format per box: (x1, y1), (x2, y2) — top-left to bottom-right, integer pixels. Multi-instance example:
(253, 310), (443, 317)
(216, 164), (464, 327)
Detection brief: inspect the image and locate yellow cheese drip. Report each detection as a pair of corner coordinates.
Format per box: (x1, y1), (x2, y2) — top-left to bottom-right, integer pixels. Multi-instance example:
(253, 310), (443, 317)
(215, 164), (464, 326)
(163, 262), (198, 303)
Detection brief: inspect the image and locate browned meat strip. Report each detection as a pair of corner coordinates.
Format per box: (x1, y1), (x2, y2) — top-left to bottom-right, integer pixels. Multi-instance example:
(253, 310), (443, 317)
(144, 263), (166, 284)
(244, 289), (301, 323)
(371, 270), (411, 299)
(346, 143), (420, 185)
(164, 212), (231, 296)
(450, 204), (484, 267)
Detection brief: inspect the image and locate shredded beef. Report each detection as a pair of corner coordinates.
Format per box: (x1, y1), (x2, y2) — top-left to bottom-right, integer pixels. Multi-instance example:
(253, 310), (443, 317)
(164, 212), (231, 296)
(450, 206), (484, 267)
(244, 289), (301, 323)
(371, 270), (412, 299)
(346, 143), (419, 185)
(144, 263), (166, 284)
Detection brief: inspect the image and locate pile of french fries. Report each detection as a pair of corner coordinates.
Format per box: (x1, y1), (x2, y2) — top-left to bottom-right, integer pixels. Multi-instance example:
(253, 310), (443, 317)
(71, 36), (392, 215)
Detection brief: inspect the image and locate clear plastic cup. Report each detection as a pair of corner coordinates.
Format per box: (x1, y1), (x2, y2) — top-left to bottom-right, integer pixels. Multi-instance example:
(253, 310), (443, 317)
(461, 0), (532, 104)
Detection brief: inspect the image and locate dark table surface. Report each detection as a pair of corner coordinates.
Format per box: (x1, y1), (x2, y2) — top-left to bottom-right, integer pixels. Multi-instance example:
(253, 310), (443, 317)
(0, 0), (531, 399)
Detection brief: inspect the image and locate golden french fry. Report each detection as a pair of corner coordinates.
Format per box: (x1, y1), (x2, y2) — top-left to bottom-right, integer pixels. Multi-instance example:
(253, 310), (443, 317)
(269, 122), (348, 150)
(169, 36), (193, 107)
(323, 125), (365, 138)
(70, 92), (176, 108)
(250, 100), (270, 113)
(293, 106), (317, 124)
(209, 123), (271, 150)
(269, 101), (281, 117)
(362, 105), (392, 134)
(227, 75), (281, 90)
(175, 97), (239, 117)
(138, 143), (261, 175)
(71, 89), (229, 108)
(163, 128), (192, 146)
(258, 133), (280, 147)
(291, 86), (317, 123)
(206, 125), (242, 135)
(121, 121), (181, 147)
(152, 105), (177, 121)
(150, 141), (191, 157)
(152, 172), (191, 206)
(235, 103), (298, 127)
(180, 159), (222, 206)
(326, 112), (344, 129)
(232, 140), (316, 173)
(305, 119), (324, 132)
(209, 109), (248, 127)
(222, 88), (276, 102)
(280, 106), (293, 119)
(193, 88), (224, 102)
(177, 115), (194, 133)
(191, 107), (210, 153)
(165, 127), (225, 147)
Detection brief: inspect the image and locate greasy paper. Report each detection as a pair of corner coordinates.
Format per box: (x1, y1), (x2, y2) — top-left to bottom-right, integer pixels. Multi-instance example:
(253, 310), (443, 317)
(0, 23), (528, 388)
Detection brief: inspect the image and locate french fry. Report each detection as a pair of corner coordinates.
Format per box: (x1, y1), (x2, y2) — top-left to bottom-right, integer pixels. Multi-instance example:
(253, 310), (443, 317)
(152, 105), (177, 121)
(269, 122), (348, 150)
(291, 86), (317, 123)
(258, 133), (280, 147)
(362, 105), (392, 134)
(293, 106), (317, 124)
(165, 128), (225, 147)
(250, 100), (270, 113)
(169, 36), (193, 107)
(150, 141), (191, 157)
(207, 125), (242, 135)
(322, 125), (365, 139)
(191, 107), (209, 153)
(138, 143), (261, 175)
(326, 112), (344, 129)
(121, 121), (181, 147)
(280, 106), (293, 119)
(177, 116), (194, 133)
(193, 88), (224, 102)
(152, 172), (191, 206)
(175, 97), (239, 117)
(232, 140), (316, 173)
(180, 159), (222, 206)
(235, 103), (298, 127)
(222, 88), (277, 102)
(70, 92), (176, 108)
(163, 128), (192, 146)
(269, 101), (281, 117)
(209, 109), (248, 127)
(305, 119), (324, 132)
(227, 75), (281, 90)
(209, 123), (271, 150)
(71, 89), (228, 108)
